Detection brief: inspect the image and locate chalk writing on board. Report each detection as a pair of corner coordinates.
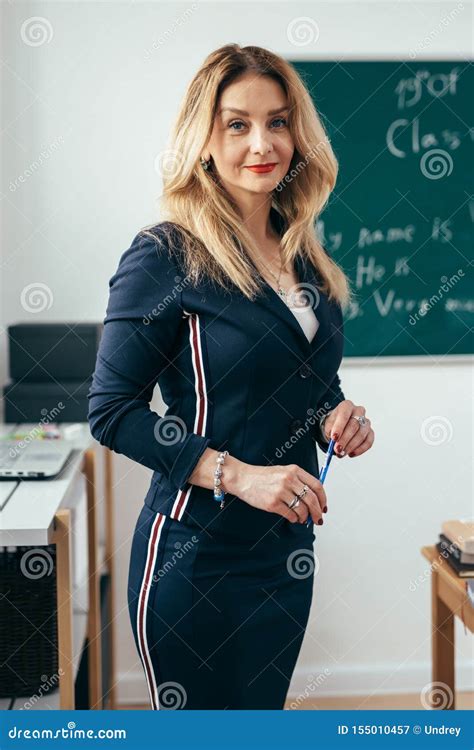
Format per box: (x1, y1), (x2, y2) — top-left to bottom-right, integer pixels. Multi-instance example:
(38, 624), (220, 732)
(386, 119), (461, 158)
(345, 268), (466, 322)
(294, 59), (472, 355)
(394, 67), (460, 110)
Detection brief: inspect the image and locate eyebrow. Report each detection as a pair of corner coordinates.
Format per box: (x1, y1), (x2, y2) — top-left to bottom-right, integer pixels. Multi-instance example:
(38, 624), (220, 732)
(218, 106), (289, 116)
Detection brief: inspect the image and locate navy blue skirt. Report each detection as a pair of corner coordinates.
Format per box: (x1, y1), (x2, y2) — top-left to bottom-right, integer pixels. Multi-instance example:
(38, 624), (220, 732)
(127, 504), (315, 709)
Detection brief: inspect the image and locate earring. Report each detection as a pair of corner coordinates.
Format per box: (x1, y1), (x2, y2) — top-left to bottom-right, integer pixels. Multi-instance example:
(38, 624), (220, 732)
(200, 156), (211, 171)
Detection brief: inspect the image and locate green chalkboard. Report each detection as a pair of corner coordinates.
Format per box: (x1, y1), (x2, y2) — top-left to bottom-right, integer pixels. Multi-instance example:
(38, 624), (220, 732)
(291, 60), (473, 357)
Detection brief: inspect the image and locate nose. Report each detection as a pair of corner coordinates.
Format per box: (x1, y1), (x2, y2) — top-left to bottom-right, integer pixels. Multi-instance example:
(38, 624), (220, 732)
(249, 126), (274, 156)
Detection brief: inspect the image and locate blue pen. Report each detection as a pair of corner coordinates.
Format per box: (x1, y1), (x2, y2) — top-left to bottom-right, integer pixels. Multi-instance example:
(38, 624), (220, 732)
(306, 437), (336, 527)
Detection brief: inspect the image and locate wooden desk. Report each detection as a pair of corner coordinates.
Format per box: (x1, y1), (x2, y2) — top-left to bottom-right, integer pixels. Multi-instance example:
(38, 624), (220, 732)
(0, 423), (115, 710)
(421, 545), (473, 710)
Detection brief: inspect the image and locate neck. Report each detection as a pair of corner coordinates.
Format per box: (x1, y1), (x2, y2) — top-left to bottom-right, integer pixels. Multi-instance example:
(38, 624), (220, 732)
(228, 191), (285, 274)
(234, 194), (277, 244)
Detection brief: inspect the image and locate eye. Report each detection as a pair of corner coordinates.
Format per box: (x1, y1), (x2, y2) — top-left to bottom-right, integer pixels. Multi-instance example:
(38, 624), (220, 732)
(227, 117), (288, 132)
(228, 120), (246, 131)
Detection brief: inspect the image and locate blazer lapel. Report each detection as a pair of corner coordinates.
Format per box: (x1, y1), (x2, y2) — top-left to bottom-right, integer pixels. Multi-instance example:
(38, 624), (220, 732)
(297, 253), (333, 355)
(248, 206), (333, 357)
(255, 252), (331, 357)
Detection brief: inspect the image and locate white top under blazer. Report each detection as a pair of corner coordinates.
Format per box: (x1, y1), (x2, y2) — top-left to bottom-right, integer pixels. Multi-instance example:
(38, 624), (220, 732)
(287, 295), (319, 343)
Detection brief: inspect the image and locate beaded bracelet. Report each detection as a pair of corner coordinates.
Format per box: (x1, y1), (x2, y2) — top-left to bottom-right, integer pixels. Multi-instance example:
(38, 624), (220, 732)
(213, 450), (229, 509)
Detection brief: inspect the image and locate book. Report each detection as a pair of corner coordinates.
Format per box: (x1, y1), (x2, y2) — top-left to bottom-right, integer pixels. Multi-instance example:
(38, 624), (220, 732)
(441, 520), (474, 554)
(436, 542), (474, 578)
(439, 533), (474, 565)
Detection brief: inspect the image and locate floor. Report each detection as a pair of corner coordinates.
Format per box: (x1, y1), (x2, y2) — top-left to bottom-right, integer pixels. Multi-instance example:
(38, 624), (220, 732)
(118, 692), (474, 710)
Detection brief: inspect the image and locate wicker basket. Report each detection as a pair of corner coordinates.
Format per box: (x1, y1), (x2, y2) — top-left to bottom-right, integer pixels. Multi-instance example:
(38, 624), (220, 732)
(0, 544), (59, 698)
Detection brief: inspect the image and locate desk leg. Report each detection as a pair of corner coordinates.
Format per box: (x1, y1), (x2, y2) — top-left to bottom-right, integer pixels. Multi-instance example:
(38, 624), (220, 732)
(103, 447), (116, 710)
(431, 570), (455, 710)
(52, 509), (74, 710)
(83, 449), (102, 709)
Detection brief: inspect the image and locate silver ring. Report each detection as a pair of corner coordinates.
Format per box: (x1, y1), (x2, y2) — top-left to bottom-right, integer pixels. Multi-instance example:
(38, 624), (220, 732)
(288, 497), (300, 510)
(296, 484), (309, 499)
(352, 415), (367, 427)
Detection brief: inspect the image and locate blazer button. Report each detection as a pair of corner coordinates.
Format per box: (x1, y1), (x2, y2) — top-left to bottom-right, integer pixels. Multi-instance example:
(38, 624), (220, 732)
(289, 418), (304, 435)
(299, 363), (313, 378)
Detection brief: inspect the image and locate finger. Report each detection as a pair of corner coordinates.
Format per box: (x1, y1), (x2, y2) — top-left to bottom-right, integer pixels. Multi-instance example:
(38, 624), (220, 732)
(294, 471), (326, 518)
(335, 407), (366, 454)
(336, 418), (360, 452)
(282, 497), (306, 523)
(344, 418), (371, 455)
(291, 504), (306, 523)
(278, 501), (300, 523)
(299, 498), (313, 521)
(329, 402), (355, 448)
(289, 481), (318, 520)
(348, 431), (375, 457)
(287, 496), (310, 523)
(294, 477), (324, 516)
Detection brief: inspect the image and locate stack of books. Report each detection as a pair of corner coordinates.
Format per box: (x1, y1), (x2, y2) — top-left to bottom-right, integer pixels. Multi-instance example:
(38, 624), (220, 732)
(437, 519), (474, 579)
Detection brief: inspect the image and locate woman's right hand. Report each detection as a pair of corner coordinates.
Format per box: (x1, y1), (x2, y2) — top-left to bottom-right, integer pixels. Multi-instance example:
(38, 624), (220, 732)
(223, 458), (327, 525)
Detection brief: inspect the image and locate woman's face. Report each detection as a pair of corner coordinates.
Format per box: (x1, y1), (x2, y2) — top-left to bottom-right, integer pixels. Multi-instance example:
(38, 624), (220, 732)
(206, 73), (295, 198)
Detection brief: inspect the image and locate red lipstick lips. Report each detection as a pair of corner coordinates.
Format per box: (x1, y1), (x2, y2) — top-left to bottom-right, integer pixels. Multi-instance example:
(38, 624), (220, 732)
(244, 163), (277, 174)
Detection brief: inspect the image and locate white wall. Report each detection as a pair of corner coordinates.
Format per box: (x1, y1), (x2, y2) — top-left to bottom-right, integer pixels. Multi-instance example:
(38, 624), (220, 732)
(1, 1), (472, 706)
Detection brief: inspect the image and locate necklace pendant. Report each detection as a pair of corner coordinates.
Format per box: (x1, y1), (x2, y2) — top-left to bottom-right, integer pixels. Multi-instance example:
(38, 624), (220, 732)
(277, 286), (287, 299)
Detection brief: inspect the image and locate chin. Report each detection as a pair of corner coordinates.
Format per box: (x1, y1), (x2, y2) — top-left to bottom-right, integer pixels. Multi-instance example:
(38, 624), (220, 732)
(242, 184), (274, 196)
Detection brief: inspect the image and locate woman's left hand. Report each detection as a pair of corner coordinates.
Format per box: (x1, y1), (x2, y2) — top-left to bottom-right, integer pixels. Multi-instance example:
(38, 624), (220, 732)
(322, 401), (374, 458)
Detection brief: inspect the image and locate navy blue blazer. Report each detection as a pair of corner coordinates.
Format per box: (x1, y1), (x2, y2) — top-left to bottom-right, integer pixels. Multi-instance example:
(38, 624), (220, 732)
(87, 210), (345, 539)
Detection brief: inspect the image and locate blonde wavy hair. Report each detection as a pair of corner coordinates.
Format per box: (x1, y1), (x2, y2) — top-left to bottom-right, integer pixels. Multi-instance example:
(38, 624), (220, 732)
(141, 43), (353, 310)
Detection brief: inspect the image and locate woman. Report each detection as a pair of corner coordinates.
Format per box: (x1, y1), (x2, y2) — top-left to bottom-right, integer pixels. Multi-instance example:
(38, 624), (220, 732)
(88, 44), (375, 710)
